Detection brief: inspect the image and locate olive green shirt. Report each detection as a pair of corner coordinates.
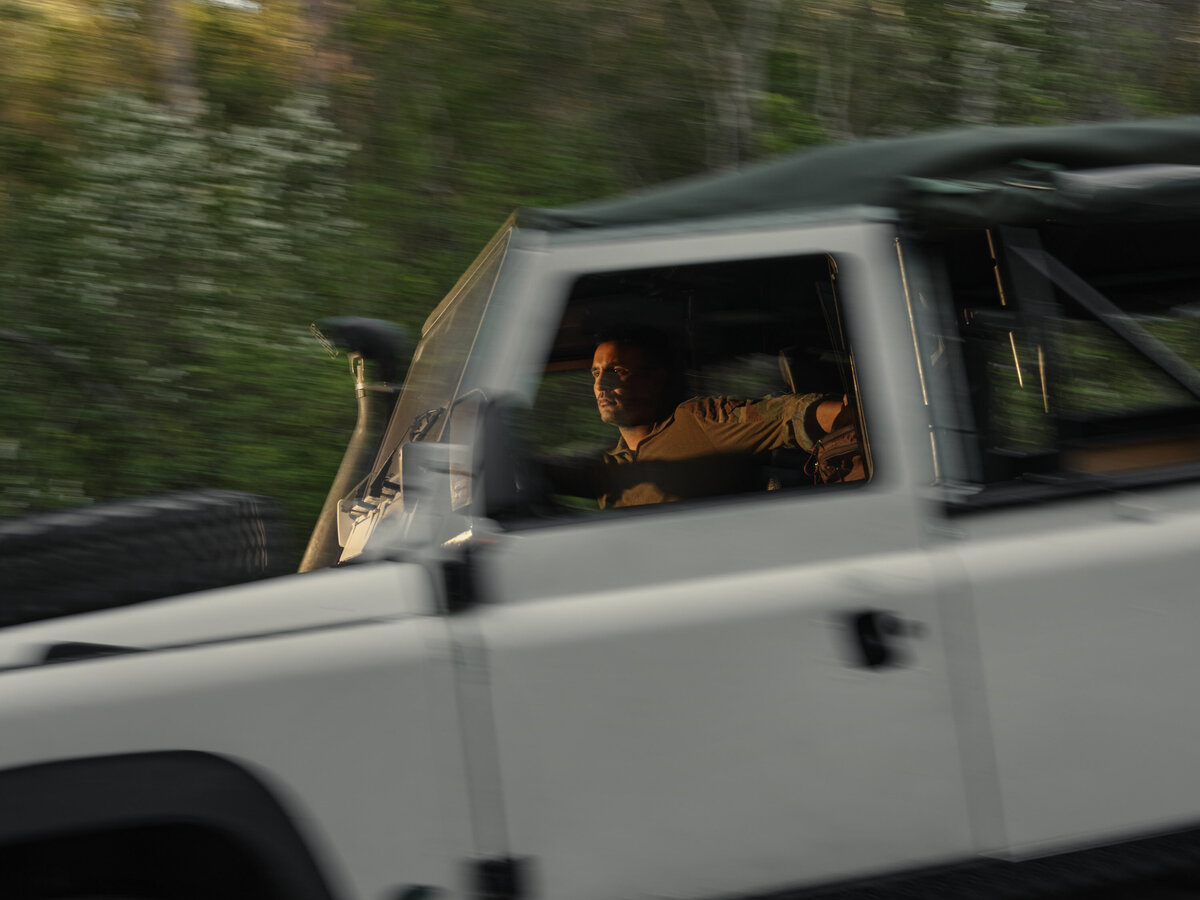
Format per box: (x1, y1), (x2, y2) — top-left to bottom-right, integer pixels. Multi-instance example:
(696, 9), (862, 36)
(599, 393), (832, 508)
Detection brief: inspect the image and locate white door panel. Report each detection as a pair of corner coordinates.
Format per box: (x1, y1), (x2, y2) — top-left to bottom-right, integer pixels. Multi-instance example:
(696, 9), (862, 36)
(480, 504), (971, 900)
(0, 567), (474, 900)
(955, 490), (1200, 854)
(469, 219), (968, 896)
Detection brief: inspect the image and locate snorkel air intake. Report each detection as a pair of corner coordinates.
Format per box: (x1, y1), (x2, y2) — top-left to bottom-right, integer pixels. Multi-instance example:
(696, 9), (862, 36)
(298, 317), (413, 573)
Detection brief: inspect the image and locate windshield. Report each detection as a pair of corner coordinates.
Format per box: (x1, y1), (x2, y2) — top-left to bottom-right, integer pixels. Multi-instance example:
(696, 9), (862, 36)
(367, 225), (511, 489)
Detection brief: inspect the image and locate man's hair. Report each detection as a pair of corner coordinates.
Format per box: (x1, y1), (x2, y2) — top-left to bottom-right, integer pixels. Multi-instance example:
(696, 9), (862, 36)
(593, 324), (675, 365)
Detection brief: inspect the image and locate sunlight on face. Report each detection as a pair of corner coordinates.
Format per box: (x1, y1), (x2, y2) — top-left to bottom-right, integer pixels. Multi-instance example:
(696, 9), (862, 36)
(591, 341), (667, 428)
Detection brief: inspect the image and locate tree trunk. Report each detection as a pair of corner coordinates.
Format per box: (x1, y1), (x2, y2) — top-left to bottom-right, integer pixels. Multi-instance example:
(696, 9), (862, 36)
(678, 0), (783, 169)
(147, 0), (199, 111)
(302, 0), (332, 89)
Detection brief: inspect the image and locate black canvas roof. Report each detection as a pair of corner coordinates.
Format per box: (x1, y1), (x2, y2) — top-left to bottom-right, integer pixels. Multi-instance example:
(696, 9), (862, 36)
(519, 117), (1200, 231)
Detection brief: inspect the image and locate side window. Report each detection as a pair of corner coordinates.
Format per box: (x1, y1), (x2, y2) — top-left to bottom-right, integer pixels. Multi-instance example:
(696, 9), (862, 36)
(519, 252), (870, 515)
(933, 221), (1200, 491)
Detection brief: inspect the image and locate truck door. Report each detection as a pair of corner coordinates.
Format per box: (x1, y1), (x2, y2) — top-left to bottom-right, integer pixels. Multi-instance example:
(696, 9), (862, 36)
(461, 222), (974, 899)
(918, 220), (1200, 859)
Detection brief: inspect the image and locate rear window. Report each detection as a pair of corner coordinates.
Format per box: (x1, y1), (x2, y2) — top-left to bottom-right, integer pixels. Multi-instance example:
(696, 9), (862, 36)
(918, 219), (1200, 493)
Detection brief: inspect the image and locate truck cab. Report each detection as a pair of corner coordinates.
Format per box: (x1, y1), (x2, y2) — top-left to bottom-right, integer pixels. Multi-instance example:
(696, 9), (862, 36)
(4, 118), (1200, 900)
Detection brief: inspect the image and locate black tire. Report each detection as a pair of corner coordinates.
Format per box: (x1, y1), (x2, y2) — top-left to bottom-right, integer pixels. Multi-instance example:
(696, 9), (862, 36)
(0, 491), (292, 628)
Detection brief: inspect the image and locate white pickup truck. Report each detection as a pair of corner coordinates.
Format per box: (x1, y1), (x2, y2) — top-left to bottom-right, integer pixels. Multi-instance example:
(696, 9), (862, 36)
(4, 117), (1200, 900)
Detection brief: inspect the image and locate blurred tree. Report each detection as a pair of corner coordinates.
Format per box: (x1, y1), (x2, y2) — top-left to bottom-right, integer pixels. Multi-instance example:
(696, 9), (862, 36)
(0, 1), (143, 197)
(0, 91), (356, 539)
(4, 0), (1200, 560)
(148, 0), (201, 110)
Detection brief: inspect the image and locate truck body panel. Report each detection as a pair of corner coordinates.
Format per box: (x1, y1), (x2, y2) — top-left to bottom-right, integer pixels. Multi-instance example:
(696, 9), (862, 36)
(0, 564), (477, 900)
(7, 119), (1200, 899)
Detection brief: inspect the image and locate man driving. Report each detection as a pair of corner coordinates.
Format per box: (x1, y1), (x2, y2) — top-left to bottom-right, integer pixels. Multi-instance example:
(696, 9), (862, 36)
(590, 326), (852, 508)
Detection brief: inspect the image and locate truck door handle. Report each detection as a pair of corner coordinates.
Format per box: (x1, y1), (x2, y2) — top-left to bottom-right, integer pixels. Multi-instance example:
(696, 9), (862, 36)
(846, 609), (923, 669)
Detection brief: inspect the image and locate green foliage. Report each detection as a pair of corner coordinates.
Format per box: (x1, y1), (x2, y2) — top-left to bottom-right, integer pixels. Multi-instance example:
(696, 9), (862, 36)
(6, 0), (1200, 566)
(192, 4), (291, 122)
(1, 90), (357, 557)
(756, 93), (828, 155)
(1053, 318), (1200, 418)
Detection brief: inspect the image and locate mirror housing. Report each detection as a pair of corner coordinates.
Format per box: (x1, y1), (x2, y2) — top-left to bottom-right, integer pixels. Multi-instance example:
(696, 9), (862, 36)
(398, 394), (545, 527)
(472, 396), (547, 521)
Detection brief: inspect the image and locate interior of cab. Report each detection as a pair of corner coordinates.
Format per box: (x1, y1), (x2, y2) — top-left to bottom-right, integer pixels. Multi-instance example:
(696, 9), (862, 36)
(519, 251), (869, 512)
(927, 217), (1200, 490)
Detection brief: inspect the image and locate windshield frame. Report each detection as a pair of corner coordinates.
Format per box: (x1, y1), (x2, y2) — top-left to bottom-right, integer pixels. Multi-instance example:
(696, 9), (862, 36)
(367, 222), (513, 490)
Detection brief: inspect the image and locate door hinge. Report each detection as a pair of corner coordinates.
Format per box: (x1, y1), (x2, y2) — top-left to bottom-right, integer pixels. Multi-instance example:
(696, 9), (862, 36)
(471, 856), (530, 900)
(442, 550), (478, 614)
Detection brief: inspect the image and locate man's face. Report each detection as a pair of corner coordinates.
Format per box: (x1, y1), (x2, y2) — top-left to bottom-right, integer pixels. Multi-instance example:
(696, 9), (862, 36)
(591, 341), (667, 427)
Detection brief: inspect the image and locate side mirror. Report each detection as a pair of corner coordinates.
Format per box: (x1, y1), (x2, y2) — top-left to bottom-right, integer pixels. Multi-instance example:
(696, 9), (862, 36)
(395, 393), (546, 526)
(346, 394), (548, 557)
(399, 440), (475, 517)
(472, 396), (548, 521)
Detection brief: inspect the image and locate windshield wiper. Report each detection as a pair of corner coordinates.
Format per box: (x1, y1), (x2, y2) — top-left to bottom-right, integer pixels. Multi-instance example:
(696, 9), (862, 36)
(408, 407), (444, 442)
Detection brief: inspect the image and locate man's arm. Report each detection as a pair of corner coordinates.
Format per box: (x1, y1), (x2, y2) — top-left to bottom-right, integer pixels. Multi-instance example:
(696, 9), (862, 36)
(680, 392), (847, 454)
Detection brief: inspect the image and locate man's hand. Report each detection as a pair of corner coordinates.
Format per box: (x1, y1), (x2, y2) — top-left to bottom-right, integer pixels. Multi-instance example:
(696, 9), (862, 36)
(808, 396), (866, 484)
(815, 395), (850, 433)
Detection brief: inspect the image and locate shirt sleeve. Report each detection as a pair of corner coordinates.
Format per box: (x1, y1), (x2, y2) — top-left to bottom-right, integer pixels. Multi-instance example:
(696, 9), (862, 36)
(678, 393), (835, 454)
